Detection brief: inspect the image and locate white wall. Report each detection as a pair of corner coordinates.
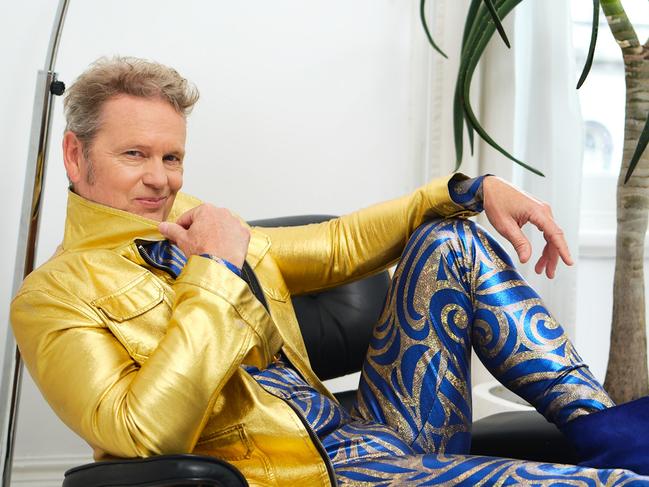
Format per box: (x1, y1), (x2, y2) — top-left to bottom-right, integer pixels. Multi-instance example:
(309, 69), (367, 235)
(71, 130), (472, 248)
(1, 1), (439, 484)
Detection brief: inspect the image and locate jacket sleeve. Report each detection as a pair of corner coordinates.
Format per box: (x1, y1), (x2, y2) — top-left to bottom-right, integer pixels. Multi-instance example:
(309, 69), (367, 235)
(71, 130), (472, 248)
(261, 173), (478, 295)
(10, 256), (282, 458)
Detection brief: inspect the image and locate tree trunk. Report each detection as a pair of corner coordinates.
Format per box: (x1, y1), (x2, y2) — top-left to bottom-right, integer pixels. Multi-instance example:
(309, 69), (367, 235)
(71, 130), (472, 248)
(602, 1), (649, 403)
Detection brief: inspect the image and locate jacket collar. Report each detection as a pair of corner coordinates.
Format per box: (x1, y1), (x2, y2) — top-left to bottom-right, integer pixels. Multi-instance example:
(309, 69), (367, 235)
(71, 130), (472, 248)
(62, 190), (270, 268)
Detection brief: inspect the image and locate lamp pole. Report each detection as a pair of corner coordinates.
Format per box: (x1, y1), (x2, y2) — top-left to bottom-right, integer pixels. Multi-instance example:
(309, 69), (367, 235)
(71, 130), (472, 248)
(0, 1), (70, 484)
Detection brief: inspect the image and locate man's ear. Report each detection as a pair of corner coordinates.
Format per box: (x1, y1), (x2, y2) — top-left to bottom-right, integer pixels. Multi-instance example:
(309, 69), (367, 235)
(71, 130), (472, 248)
(62, 131), (84, 184)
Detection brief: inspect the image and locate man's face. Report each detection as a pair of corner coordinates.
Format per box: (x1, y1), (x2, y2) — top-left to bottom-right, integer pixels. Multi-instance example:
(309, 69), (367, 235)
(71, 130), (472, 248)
(64, 94), (186, 221)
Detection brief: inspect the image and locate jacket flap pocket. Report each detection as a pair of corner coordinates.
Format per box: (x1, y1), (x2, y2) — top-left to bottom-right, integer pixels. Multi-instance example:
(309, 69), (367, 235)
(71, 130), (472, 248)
(196, 424), (253, 460)
(93, 273), (164, 322)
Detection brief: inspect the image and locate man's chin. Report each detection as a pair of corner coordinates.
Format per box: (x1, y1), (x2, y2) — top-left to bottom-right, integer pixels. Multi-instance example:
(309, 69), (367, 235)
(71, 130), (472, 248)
(127, 205), (168, 222)
(132, 198), (175, 222)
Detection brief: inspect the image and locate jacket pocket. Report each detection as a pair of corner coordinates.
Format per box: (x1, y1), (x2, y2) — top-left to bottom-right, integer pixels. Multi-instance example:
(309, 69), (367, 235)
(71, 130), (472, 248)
(92, 273), (171, 363)
(194, 423), (275, 483)
(195, 424), (253, 461)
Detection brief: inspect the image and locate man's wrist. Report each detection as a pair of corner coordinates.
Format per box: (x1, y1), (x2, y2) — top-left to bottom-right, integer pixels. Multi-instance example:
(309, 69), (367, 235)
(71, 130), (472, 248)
(199, 254), (242, 276)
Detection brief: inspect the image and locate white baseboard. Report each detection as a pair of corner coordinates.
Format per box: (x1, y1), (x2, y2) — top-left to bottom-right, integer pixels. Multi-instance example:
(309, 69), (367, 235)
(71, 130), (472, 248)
(10, 454), (92, 487)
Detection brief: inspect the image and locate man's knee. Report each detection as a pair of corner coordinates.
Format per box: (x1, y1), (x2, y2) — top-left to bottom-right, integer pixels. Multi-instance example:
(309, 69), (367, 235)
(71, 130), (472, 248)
(405, 217), (513, 269)
(407, 217), (479, 251)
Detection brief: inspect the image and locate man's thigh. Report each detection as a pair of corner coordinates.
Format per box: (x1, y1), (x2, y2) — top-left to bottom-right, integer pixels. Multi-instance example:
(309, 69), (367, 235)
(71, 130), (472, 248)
(352, 219), (475, 455)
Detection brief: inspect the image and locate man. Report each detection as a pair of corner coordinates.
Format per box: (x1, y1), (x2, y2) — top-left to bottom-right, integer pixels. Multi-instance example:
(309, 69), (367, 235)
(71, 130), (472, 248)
(11, 57), (649, 486)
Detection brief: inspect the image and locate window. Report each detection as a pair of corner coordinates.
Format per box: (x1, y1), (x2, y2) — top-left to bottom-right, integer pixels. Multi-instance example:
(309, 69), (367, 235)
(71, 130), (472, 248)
(571, 1), (649, 236)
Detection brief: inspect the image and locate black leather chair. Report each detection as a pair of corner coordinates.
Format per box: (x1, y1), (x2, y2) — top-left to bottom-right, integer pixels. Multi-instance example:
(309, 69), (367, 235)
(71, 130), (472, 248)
(62, 216), (575, 487)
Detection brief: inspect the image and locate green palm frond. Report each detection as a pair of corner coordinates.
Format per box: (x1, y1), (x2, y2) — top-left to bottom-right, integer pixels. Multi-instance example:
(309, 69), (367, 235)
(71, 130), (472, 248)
(457, 0), (484, 156)
(576, 0), (600, 89)
(482, 0), (511, 48)
(454, 0), (544, 175)
(419, 0), (513, 62)
(420, 0), (448, 58)
(625, 111), (649, 183)
(423, 0), (626, 179)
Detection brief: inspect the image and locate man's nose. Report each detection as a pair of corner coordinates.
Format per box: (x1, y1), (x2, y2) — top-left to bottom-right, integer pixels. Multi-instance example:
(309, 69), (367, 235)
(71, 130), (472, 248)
(141, 158), (167, 188)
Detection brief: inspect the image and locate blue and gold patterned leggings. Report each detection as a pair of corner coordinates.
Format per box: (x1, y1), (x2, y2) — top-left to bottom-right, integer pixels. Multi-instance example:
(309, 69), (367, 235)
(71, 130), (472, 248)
(248, 218), (649, 485)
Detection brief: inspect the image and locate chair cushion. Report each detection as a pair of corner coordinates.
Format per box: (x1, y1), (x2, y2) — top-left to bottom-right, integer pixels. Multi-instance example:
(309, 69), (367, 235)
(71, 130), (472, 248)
(334, 389), (358, 413)
(291, 274), (389, 380)
(470, 411), (578, 464)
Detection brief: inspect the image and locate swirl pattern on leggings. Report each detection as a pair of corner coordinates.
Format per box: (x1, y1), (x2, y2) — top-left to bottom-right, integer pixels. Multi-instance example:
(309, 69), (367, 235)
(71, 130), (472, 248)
(353, 218), (613, 455)
(336, 454), (647, 486)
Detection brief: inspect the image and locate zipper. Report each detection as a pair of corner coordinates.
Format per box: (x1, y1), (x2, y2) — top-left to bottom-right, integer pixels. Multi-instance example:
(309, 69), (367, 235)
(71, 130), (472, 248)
(267, 352), (337, 473)
(263, 388), (338, 487)
(135, 240), (178, 277)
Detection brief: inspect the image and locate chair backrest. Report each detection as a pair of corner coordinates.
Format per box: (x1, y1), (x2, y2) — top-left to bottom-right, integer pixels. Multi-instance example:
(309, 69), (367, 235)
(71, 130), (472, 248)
(249, 215), (390, 381)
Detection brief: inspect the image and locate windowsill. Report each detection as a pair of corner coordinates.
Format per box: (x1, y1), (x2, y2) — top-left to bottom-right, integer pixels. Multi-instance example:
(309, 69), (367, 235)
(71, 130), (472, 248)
(579, 230), (649, 259)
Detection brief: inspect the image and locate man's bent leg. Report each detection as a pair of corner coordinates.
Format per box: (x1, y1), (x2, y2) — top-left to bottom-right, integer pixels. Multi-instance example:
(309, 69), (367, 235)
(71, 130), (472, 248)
(464, 221), (613, 426)
(353, 218), (613, 455)
(353, 219), (477, 454)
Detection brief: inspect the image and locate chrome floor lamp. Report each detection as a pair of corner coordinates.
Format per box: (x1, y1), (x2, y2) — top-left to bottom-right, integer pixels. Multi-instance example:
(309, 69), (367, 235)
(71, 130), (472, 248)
(0, 1), (70, 485)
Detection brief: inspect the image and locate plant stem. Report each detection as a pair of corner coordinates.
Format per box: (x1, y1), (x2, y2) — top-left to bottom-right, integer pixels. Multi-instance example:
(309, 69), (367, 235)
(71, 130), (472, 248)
(600, 0), (649, 403)
(600, 0), (641, 53)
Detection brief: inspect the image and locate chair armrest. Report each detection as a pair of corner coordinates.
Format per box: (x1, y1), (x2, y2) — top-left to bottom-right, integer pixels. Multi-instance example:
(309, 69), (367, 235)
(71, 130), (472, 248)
(62, 454), (248, 487)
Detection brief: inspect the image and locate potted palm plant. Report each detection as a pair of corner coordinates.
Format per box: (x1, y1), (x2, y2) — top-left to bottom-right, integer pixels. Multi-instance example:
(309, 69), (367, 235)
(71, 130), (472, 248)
(421, 0), (649, 403)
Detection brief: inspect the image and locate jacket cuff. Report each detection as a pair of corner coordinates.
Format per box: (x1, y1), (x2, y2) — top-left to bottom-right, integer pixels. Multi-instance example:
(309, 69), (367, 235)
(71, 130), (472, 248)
(422, 173), (479, 219)
(176, 256), (283, 362)
(448, 174), (487, 212)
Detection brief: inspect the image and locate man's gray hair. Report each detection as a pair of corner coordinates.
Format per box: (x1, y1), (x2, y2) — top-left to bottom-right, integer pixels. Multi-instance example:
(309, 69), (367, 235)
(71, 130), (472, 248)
(64, 56), (200, 156)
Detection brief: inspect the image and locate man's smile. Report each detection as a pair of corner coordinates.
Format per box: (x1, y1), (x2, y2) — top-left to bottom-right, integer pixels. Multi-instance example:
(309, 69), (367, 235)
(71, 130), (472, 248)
(134, 196), (168, 208)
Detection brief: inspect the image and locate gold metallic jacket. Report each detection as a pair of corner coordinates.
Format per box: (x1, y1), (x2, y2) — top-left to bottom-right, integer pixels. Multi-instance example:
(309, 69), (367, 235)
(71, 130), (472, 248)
(11, 174), (474, 487)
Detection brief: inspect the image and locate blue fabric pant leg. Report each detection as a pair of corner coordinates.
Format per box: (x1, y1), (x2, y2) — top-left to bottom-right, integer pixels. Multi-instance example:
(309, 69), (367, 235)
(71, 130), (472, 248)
(329, 219), (649, 484)
(335, 454), (649, 485)
(353, 218), (614, 453)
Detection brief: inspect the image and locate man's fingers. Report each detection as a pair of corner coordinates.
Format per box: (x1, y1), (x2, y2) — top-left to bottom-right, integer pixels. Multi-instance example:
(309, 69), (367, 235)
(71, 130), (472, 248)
(545, 244), (559, 279)
(527, 211), (574, 267)
(175, 208), (196, 229)
(536, 244), (558, 279)
(535, 252), (547, 275)
(546, 231), (574, 266)
(158, 221), (186, 244)
(483, 177), (574, 277)
(498, 220), (532, 264)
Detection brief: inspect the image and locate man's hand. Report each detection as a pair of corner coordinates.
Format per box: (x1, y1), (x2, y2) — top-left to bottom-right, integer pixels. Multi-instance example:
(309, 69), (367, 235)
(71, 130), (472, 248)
(482, 176), (573, 279)
(158, 204), (251, 268)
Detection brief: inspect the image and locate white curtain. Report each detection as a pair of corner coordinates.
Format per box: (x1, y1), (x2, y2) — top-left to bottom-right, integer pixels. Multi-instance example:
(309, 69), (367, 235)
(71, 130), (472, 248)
(427, 1), (583, 336)
(426, 0), (481, 179)
(425, 2), (584, 410)
(510, 1), (583, 337)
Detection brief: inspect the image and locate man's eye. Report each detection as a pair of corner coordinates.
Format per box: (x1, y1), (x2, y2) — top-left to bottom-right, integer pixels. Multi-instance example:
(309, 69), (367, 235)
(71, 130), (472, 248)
(164, 155), (182, 164)
(125, 150), (143, 157)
